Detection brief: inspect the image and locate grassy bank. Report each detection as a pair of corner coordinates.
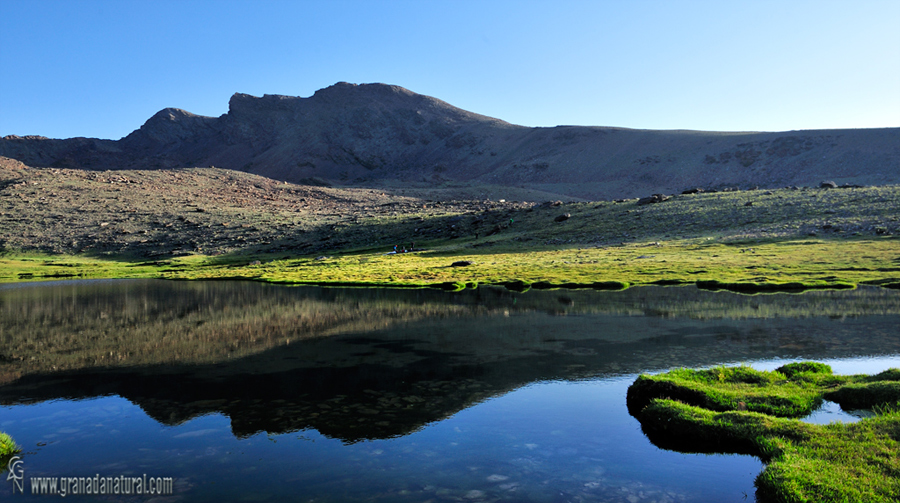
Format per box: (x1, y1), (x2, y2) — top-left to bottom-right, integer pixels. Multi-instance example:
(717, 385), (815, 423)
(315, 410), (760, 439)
(628, 363), (900, 502)
(1, 237), (897, 291)
(1, 165), (899, 289)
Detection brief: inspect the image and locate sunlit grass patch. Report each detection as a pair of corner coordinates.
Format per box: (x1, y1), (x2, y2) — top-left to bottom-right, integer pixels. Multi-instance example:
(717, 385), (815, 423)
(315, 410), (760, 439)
(0, 252), (205, 283)
(627, 364), (840, 418)
(0, 431), (20, 463)
(2, 237), (898, 290)
(629, 363), (900, 502)
(756, 414), (900, 503)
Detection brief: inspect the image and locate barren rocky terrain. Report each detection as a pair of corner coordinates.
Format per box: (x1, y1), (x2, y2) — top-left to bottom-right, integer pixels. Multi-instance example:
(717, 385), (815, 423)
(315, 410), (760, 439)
(2, 157), (897, 265)
(0, 157), (508, 257)
(2, 82), (898, 201)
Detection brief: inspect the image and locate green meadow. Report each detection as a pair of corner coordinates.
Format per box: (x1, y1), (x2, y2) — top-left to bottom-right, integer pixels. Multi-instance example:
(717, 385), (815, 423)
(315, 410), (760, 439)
(2, 237), (897, 293)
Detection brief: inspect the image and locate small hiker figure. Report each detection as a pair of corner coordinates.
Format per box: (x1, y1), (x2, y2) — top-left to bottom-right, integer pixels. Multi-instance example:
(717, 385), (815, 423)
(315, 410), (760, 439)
(410, 242), (415, 251)
(393, 244), (398, 252)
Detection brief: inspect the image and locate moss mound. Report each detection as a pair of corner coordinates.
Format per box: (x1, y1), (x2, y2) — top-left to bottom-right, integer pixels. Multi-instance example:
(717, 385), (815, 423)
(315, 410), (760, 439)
(628, 363), (900, 502)
(0, 431), (20, 465)
(627, 364), (835, 418)
(825, 382), (900, 410)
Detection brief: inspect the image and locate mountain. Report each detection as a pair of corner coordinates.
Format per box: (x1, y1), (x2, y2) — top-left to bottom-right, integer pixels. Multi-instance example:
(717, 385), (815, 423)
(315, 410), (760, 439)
(2, 82), (898, 200)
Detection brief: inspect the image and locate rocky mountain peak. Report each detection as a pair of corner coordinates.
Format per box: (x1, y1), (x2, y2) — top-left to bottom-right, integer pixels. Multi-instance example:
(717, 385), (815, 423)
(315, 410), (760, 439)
(122, 107), (216, 149)
(308, 82), (491, 121)
(1, 82), (897, 200)
(312, 82), (415, 100)
(227, 93), (301, 116)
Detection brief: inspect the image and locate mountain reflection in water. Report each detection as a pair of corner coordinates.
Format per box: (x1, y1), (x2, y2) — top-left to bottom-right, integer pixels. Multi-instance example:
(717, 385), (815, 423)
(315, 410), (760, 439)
(1, 280), (899, 444)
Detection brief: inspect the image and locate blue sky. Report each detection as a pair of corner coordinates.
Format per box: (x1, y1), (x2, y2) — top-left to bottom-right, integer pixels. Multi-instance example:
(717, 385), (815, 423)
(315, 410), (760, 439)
(1, 0), (898, 139)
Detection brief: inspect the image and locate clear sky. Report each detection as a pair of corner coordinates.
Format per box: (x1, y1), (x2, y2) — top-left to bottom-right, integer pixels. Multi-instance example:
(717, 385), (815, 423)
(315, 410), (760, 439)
(1, 0), (898, 140)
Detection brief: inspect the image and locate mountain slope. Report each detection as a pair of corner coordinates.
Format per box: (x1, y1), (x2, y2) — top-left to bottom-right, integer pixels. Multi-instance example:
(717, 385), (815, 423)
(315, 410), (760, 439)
(2, 82), (898, 200)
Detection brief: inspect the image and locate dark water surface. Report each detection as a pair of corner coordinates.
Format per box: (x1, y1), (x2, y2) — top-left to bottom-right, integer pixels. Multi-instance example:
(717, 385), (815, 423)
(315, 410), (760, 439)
(1, 280), (899, 502)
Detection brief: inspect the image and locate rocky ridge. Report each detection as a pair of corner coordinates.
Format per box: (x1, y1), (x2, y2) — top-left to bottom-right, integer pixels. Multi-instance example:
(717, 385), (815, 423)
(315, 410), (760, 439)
(2, 82), (898, 200)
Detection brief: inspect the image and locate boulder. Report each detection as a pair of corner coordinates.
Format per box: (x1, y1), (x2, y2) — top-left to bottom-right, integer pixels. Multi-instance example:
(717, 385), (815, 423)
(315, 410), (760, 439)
(637, 194), (671, 205)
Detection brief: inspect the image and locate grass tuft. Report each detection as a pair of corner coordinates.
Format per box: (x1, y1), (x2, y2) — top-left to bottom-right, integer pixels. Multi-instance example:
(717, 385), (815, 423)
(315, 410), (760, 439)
(776, 362), (833, 378)
(825, 382), (900, 410)
(0, 431), (20, 461)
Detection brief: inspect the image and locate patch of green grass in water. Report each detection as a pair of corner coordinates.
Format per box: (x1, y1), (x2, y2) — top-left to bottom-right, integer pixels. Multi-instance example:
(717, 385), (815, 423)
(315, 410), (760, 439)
(628, 363), (900, 502)
(0, 431), (20, 466)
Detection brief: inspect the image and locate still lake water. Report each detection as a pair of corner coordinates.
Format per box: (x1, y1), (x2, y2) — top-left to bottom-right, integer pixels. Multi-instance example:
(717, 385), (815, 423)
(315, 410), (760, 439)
(1, 279), (899, 502)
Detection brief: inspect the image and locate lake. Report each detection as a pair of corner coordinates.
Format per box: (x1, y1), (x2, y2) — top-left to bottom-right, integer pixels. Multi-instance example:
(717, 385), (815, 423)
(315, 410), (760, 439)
(1, 279), (899, 502)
